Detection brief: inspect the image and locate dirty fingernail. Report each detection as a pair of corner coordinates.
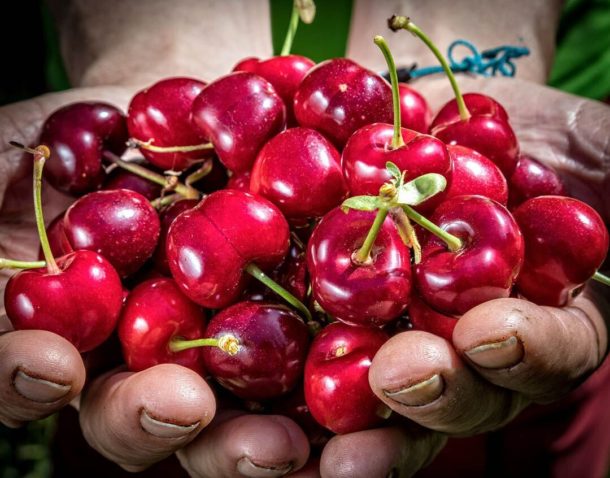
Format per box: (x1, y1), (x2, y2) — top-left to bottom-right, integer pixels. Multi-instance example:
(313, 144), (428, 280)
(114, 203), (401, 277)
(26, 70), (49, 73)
(236, 457), (293, 477)
(383, 374), (444, 407)
(13, 370), (71, 403)
(465, 335), (523, 369)
(140, 410), (199, 439)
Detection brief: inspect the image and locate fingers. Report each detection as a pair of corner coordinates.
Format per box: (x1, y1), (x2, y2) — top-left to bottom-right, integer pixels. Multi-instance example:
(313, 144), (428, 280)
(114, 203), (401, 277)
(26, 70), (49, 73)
(0, 329), (85, 427)
(177, 412), (310, 478)
(79, 363), (215, 472)
(320, 426), (446, 478)
(453, 296), (607, 402)
(369, 330), (527, 435)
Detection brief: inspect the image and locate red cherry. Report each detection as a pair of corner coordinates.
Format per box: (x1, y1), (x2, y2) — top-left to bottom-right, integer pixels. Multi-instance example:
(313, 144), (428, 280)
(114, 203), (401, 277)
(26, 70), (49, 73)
(45, 211), (73, 259)
(203, 301), (309, 400)
(127, 77), (210, 171)
(432, 92), (509, 125)
(513, 196), (608, 306)
(408, 294), (457, 342)
(444, 144), (508, 205)
(40, 102), (128, 195)
(304, 322), (390, 434)
(398, 83), (432, 133)
(5, 250), (123, 352)
(103, 167), (162, 200)
(118, 278), (206, 373)
(191, 72), (286, 173)
(415, 195), (524, 316)
(250, 127), (348, 221)
(293, 58), (393, 148)
(226, 170), (251, 192)
(63, 189), (161, 277)
(307, 207), (412, 327)
(508, 155), (567, 208)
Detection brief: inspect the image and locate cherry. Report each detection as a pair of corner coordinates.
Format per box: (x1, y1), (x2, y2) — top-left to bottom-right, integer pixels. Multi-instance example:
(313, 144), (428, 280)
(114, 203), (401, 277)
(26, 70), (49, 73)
(118, 277), (207, 373)
(103, 166), (162, 200)
(304, 322), (390, 434)
(398, 83), (432, 133)
(40, 102), (128, 195)
(508, 155), (566, 208)
(3, 144), (123, 352)
(250, 127), (348, 222)
(202, 301), (309, 400)
(341, 37), (450, 213)
(307, 207), (412, 327)
(389, 17), (519, 176)
(444, 144), (508, 205)
(513, 196), (609, 306)
(408, 294), (457, 342)
(293, 58), (393, 148)
(415, 195), (524, 316)
(63, 189), (161, 277)
(45, 211), (73, 258)
(153, 199), (199, 275)
(226, 170), (251, 192)
(127, 77), (212, 171)
(191, 72), (286, 173)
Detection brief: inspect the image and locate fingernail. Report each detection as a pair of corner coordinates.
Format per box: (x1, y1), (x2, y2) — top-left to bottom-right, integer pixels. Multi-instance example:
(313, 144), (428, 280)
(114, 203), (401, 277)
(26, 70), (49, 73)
(13, 370), (71, 403)
(383, 374), (444, 407)
(465, 336), (523, 369)
(140, 410), (199, 439)
(236, 457), (293, 478)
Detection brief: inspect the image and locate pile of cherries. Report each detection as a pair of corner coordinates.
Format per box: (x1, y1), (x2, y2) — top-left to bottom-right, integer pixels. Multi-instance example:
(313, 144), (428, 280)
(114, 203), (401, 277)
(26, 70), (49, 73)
(2, 12), (609, 445)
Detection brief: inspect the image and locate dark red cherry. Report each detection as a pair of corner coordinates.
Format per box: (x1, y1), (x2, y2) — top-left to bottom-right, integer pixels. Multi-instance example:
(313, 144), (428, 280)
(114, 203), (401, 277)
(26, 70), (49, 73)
(408, 294), (457, 342)
(304, 322), (390, 434)
(118, 278), (206, 373)
(5, 250), (123, 352)
(45, 211), (73, 259)
(191, 72), (286, 173)
(398, 83), (432, 133)
(203, 301), (309, 400)
(513, 196), (608, 306)
(293, 58), (393, 148)
(250, 127), (348, 221)
(127, 77), (209, 171)
(307, 207), (412, 327)
(226, 170), (251, 192)
(63, 189), (161, 277)
(508, 155), (566, 208)
(415, 195), (524, 316)
(40, 102), (128, 195)
(103, 167), (162, 200)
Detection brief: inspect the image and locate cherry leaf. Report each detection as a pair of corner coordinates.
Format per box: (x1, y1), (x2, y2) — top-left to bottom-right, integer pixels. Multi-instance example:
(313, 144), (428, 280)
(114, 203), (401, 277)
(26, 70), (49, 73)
(385, 161), (402, 183)
(341, 195), (383, 213)
(396, 173), (447, 206)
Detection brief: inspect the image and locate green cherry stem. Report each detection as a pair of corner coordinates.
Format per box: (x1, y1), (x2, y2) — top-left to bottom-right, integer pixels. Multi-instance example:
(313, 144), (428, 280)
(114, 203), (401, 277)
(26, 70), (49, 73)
(185, 159), (214, 186)
(103, 152), (200, 199)
(280, 0), (300, 55)
(245, 263), (313, 323)
(401, 205), (462, 252)
(592, 271), (610, 286)
(169, 334), (240, 355)
(0, 258), (46, 270)
(353, 207), (389, 265)
(374, 35), (404, 149)
(129, 138), (213, 154)
(389, 15), (470, 121)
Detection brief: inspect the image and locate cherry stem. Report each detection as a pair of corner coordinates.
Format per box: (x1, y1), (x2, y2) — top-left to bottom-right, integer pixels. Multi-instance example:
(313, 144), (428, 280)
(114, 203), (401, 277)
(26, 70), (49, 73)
(129, 138), (213, 154)
(353, 207), (389, 265)
(280, 1), (300, 56)
(389, 15), (470, 121)
(245, 263), (312, 323)
(169, 334), (240, 355)
(185, 159), (213, 186)
(0, 258), (46, 270)
(150, 193), (182, 209)
(401, 205), (462, 252)
(592, 271), (610, 287)
(374, 35), (404, 149)
(103, 152), (200, 199)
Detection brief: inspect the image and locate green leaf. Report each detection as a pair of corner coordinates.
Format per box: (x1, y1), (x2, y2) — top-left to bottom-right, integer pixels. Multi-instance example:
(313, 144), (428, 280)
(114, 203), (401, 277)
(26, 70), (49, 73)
(341, 195), (383, 213)
(385, 161), (402, 183)
(396, 173), (447, 206)
(295, 0), (316, 24)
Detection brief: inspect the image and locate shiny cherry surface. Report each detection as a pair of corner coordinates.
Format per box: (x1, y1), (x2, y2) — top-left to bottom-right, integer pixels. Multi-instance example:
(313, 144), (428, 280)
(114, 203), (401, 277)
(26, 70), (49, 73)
(191, 72), (286, 173)
(508, 155), (566, 208)
(118, 278), (206, 373)
(127, 77), (209, 171)
(304, 322), (390, 434)
(307, 207), (412, 327)
(63, 189), (160, 277)
(41, 102), (128, 195)
(203, 301), (309, 400)
(415, 195), (524, 316)
(398, 83), (432, 133)
(5, 251), (123, 352)
(513, 196), (608, 306)
(293, 58), (393, 148)
(250, 127), (348, 221)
